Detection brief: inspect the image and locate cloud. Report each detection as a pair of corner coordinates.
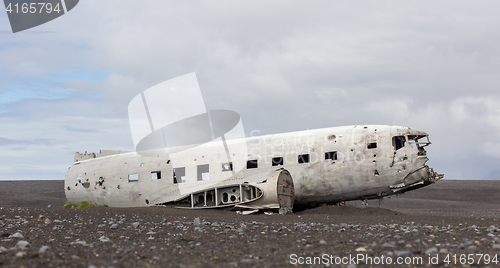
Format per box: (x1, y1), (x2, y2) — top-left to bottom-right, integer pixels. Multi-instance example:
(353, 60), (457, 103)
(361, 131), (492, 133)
(2, 1), (500, 180)
(0, 137), (54, 146)
(480, 142), (500, 159)
(449, 96), (500, 131)
(63, 125), (101, 133)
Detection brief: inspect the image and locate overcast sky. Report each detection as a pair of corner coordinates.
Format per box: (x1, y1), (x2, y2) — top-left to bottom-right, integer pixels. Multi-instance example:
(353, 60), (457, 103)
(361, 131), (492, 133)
(1, 1), (499, 180)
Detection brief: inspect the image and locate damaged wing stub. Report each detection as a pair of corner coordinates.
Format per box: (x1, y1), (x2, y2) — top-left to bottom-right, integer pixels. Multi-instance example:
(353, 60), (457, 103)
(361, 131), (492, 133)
(169, 169), (295, 215)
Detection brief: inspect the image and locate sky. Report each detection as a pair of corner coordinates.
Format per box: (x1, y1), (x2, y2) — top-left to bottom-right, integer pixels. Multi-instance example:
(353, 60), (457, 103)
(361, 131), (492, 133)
(0, 1), (499, 180)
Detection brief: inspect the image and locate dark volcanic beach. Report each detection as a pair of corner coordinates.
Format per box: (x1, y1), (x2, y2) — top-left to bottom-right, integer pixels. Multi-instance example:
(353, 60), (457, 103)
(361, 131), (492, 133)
(0, 180), (499, 267)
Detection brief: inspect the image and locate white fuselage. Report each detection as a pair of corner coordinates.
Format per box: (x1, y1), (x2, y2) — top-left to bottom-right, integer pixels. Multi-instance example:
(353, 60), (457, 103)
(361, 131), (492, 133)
(65, 125), (438, 207)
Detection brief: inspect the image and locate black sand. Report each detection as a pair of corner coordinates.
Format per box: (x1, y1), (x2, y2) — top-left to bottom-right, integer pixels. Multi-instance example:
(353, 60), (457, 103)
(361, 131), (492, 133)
(0, 180), (499, 267)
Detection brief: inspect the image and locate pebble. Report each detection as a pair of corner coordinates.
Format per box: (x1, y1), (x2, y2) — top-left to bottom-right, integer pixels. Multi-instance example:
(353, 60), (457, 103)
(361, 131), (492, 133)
(239, 223), (248, 232)
(425, 247), (438, 256)
(382, 243), (395, 248)
(15, 251), (27, 257)
(38, 245), (51, 254)
(15, 241), (30, 249)
(73, 240), (89, 246)
(0, 246), (8, 253)
(99, 236), (111, 242)
(131, 222), (140, 228)
(8, 232), (24, 239)
(394, 250), (411, 258)
(193, 217), (201, 226)
(486, 225), (498, 233)
(240, 258), (256, 264)
(110, 224), (119, 229)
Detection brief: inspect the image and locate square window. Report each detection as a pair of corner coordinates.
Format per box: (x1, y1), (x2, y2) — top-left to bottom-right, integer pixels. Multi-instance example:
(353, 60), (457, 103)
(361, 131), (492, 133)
(222, 162), (233, 172)
(247, 159), (258, 169)
(272, 157), (283, 166)
(151, 171), (161, 180)
(325, 151), (337, 161)
(367, 143), (377, 149)
(298, 154), (310, 164)
(392, 136), (406, 150)
(128, 173), (139, 182)
(173, 167), (185, 184)
(197, 164), (210, 181)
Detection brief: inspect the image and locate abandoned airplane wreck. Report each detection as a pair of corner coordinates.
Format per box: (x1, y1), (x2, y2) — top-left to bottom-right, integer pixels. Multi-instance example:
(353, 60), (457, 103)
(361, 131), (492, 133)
(65, 125), (444, 213)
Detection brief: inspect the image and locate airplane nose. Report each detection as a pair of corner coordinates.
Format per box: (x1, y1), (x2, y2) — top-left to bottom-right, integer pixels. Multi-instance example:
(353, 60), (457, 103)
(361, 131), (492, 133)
(408, 128), (428, 136)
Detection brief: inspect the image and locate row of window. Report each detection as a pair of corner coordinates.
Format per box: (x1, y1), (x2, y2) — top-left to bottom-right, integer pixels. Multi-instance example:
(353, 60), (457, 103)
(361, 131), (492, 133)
(79, 139), (390, 186)
(246, 151), (338, 169)
(125, 151), (339, 184)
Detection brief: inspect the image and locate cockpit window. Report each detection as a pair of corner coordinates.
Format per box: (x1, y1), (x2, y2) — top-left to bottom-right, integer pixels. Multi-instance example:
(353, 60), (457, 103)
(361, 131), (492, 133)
(392, 136), (406, 150)
(408, 135), (430, 155)
(408, 135), (429, 145)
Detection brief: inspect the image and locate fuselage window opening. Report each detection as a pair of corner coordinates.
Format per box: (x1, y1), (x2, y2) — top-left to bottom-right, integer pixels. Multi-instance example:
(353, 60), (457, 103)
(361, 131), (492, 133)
(298, 154), (310, 164)
(151, 171), (161, 180)
(222, 162), (233, 172)
(197, 164), (210, 181)
(408, 135), (430, 155)
(272, 157), (283, 166)
(367, 142), (377, 149)
(247, 159), (258, 169)
(128, 173), (139, 182)
(392, 136), (406, 151)
(173, 167), (186, 184)
(325, 151), (337, 161)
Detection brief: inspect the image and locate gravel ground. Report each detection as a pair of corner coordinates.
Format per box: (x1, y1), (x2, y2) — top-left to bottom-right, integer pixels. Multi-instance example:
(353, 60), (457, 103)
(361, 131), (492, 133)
(0, 180), (499, 268)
